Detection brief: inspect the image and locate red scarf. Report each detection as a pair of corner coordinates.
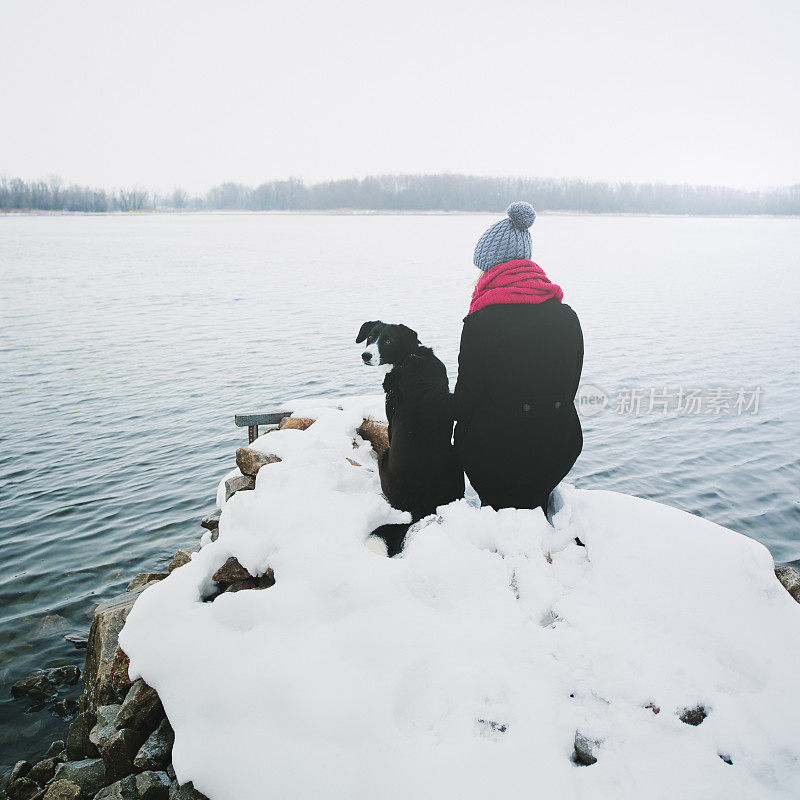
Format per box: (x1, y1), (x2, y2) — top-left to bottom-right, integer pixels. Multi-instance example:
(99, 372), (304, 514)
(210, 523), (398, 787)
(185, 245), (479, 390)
(468, 259), (563, 315)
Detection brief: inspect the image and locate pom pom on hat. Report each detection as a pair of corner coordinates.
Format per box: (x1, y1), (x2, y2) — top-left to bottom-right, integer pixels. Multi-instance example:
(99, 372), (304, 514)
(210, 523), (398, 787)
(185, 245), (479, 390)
(506, 201), (536, 230)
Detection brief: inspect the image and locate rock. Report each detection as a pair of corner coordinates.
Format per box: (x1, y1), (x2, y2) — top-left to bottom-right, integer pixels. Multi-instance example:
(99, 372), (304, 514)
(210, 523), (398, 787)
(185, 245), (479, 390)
(357, 418), (389, 454)
(235, 447), (281, 477)
(223, 474), (255, 501)
(30, 614), (70, 639)
(12, 665), (80, 703)
(82, 587), (149, 712)
(65, 634), (89, 649)
(45, 741), (66, 758)
(200, 511), (220, 530)
(90, 704), (123, 750)
(165, 766), (175, 782)
(678, 705), (707, 726)
(133, 718), (174, 771)
(115, 680), (163, 735)
(65, 709), (99, 760)
(775, 564), (800, 603)
(42, 780), (82, 800)
(209, 528), (219, 542)
(27, 757), (59, 786)
(572, 731), (600, 766)
(168, 782), (210, 800)
(52, 759), (107, 797)
(224, 569), (275, 592)
(8, 762), (31, 781)
(212, 557), (251, 584)
(51, 698), (80, 718)
(5, 778), (39, 800)
(167, 551), (194, 573)
(278, 416), (314, 431)
(134, 771), (171, 800)
(126, 574), (168, 592)
(94, 775), (137, 800)
(100, 728), (139, 783)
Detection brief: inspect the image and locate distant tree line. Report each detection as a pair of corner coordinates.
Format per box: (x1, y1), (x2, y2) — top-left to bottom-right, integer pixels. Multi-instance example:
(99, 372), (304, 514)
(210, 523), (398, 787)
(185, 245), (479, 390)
(2, 173), (799, 215)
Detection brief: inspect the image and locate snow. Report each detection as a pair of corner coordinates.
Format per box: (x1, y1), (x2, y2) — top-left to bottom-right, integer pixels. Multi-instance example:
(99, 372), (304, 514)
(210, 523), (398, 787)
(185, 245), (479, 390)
(119, 396), (800, 800)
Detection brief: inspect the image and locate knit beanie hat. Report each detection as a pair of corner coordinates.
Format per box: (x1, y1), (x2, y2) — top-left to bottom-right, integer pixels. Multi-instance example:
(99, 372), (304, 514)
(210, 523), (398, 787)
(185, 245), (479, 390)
(473, 201), (536, 272)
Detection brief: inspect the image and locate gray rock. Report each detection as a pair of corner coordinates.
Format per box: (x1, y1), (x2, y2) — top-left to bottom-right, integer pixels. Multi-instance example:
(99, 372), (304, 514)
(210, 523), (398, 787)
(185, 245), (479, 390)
(678, 705), (707, 726)
(775, 565), (800, 603)
(167, 551), (194, 573)
(5, 777), (39, 800)
(93, 775), (137, 800)
(8, 762), (31, 782)
(134, 771), (171, 800)
(30, 614), (71, 639)
(212, 557), (251, 584)
(12, 665), (80, 703)
(200, 511), (220, 530)
(115, 680), (163, 735)
(53, 759), (107, 797)
(209, 528), (219, 542)
(27, 757), (59, 785)
(126, 574), (168, 593)
(165, 766), (175, 782)
(42, 779), (82, 800)
(82, 588), (149, 712)
(168, 782), (210, 800)
(90, 704), (123, 750)
(66, 710), (99, 760)
(65, 634), (89, 649)
(100, 728), (139, 784)
(572, 731), (600, 766)
(52, 698), (80, 718)
(45, 740), (66, 759)
(224, 474), (255, 501)
(133, 718), (174, 771)
(235, 447), (281, 477)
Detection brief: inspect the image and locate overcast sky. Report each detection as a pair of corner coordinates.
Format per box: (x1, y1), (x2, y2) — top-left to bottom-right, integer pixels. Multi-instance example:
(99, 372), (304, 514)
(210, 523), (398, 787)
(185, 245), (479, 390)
(2, 0), (798, 192)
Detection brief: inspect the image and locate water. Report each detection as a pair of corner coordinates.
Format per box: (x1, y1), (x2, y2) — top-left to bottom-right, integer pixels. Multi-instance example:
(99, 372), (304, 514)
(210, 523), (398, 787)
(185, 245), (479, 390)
(1, 212), (798, 771)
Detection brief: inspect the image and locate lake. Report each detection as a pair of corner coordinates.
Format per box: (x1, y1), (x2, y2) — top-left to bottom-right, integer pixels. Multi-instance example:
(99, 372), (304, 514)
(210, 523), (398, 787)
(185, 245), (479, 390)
(1, 211), (798, 773)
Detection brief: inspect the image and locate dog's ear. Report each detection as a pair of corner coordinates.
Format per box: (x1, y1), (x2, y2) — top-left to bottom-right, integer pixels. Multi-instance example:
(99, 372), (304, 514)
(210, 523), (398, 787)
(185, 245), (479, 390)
(356, 320), (382, 343)
(398, 324), (419, 349)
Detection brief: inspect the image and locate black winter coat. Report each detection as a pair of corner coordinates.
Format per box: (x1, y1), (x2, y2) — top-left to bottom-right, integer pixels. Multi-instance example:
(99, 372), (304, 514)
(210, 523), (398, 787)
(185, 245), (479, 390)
(453, 299), (583, 510)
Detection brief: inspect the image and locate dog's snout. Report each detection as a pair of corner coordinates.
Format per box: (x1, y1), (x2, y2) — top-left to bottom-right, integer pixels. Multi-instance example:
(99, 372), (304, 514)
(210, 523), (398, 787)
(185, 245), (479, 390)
(362, 351), (372, 363)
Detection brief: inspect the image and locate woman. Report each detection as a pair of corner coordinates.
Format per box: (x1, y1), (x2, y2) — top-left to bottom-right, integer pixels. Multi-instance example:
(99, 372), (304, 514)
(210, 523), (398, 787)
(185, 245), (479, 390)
(453, 202), (583, 513)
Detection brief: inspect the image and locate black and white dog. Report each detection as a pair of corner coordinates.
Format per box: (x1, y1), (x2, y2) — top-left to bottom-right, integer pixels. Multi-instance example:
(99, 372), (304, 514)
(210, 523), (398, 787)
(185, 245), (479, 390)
(357, 320), (464, 555)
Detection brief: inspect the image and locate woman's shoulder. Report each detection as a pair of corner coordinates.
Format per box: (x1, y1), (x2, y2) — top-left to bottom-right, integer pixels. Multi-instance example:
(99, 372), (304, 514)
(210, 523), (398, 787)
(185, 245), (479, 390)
(463, 299), (580, 325)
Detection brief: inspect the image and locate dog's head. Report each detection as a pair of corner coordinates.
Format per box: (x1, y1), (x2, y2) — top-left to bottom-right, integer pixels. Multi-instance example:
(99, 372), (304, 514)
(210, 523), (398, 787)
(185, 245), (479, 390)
(356, 320), (419, 367)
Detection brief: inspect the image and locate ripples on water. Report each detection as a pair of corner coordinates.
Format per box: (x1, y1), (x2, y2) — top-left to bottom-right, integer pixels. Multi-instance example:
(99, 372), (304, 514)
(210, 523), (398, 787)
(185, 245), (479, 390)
(1, 212), (798, 771)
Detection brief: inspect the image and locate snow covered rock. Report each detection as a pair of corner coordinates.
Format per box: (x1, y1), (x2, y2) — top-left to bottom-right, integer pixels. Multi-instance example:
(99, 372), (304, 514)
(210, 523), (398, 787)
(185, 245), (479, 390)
(167, 551), (194, 573)
(357, 417), (389, 453)
(119, 398), (800, 800)
(223, 475), (254, 501)
(84, 588), (149, 711)
(278, 416), (315, 430)
(235, 447), (281, 477)
(775, 564), (800, 603)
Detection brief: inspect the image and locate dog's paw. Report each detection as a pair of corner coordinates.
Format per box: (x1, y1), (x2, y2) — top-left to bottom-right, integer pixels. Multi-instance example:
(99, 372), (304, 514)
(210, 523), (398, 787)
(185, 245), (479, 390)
(365, 535), (389, 557)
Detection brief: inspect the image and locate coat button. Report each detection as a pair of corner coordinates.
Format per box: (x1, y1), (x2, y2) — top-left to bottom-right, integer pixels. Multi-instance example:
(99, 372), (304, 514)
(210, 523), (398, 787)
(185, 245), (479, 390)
(554, 401), (562, 409)
(522, 403), (531, 412)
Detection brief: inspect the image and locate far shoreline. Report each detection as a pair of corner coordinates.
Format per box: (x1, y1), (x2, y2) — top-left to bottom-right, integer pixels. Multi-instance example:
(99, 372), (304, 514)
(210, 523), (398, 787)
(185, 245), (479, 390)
(2, 209), (799, 220)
